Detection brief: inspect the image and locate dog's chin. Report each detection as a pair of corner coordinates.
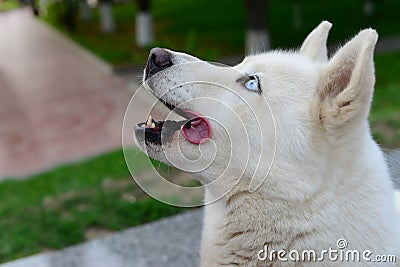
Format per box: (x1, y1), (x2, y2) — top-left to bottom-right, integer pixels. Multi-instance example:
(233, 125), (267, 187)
(134, 133), (169, 164)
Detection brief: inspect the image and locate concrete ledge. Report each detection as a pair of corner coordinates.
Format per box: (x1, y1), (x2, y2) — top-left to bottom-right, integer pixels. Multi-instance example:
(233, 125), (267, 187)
(386, 150), (400, 189)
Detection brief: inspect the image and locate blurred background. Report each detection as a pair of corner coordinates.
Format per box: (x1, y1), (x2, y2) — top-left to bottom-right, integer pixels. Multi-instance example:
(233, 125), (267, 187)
(0, 0), (399, 265)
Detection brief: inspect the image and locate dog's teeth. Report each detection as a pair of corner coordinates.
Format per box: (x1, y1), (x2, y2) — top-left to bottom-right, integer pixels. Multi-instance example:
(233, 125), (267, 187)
(146, 115), (152, 127)
(151, 122), (155, 129)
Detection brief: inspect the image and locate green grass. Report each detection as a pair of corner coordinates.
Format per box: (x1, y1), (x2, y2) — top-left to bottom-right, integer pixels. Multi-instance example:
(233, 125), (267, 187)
(0, 0), (19, 12)
(0, 148), (186, 263)
(370, 51), (400, 148)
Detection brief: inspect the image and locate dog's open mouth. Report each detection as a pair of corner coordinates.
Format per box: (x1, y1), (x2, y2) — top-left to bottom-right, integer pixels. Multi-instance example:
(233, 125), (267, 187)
(135, 108), (211, 145)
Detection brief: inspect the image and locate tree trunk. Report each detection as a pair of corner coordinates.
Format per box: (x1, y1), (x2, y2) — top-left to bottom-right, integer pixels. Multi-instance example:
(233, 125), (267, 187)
(245, 0), (269, 54)
(364, 0), (374, 17)
(79, 0), (91, 23)
(64, 0), (76, 31)
(136, 0), (153, 47)
(29, 0), (39, 16)
(293, 0), (302, 31)
(99, 0), (115, 34)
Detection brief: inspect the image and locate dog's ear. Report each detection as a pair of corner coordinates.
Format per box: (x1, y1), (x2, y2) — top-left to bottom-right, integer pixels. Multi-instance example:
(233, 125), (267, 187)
(314, 29), (378, 130)
(299, 21), (332, 62)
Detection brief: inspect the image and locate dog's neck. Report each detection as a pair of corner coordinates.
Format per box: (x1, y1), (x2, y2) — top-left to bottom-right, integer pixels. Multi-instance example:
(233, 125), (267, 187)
(199, 183), (336, 266)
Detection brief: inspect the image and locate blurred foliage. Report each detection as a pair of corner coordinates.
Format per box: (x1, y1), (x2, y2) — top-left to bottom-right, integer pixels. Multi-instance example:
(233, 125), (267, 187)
(268, 0), (400, 49)
(44, 0), (78, 31)
(0, 0), (19, 12)
(0, 148), (186, 263)
(370, 51), (400, 148)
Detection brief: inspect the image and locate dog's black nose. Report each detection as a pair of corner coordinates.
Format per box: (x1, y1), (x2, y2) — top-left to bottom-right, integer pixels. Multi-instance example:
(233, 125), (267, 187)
(145, 48), (173, 79)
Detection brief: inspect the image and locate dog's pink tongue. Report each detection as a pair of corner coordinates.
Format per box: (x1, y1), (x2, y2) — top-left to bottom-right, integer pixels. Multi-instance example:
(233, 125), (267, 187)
(181, 110), (211, 144)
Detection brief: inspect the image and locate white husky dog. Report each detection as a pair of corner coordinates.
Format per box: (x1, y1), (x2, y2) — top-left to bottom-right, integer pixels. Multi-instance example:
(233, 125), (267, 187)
(135, 21), (400, 266)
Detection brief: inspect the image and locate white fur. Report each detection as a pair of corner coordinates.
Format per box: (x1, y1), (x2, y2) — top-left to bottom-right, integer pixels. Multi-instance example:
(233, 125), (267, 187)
(137, 21), (400, 266)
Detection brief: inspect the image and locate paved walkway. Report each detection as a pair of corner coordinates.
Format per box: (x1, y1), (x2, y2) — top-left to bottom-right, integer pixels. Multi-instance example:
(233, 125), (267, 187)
(387, 150), (400, 189)
(0, 9), (142, 179)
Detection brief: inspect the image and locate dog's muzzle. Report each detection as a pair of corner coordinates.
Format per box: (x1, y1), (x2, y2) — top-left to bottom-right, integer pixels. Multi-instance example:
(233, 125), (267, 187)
(145, 47), (173, 79)
(135, 48), (212, 146)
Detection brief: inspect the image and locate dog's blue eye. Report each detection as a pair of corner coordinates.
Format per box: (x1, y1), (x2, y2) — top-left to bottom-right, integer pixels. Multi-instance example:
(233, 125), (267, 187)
(245, 76), (259, 91)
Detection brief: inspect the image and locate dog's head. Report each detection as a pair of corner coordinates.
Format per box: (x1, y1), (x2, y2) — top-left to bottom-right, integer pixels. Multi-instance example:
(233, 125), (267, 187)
(135, 21), (378, 200)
